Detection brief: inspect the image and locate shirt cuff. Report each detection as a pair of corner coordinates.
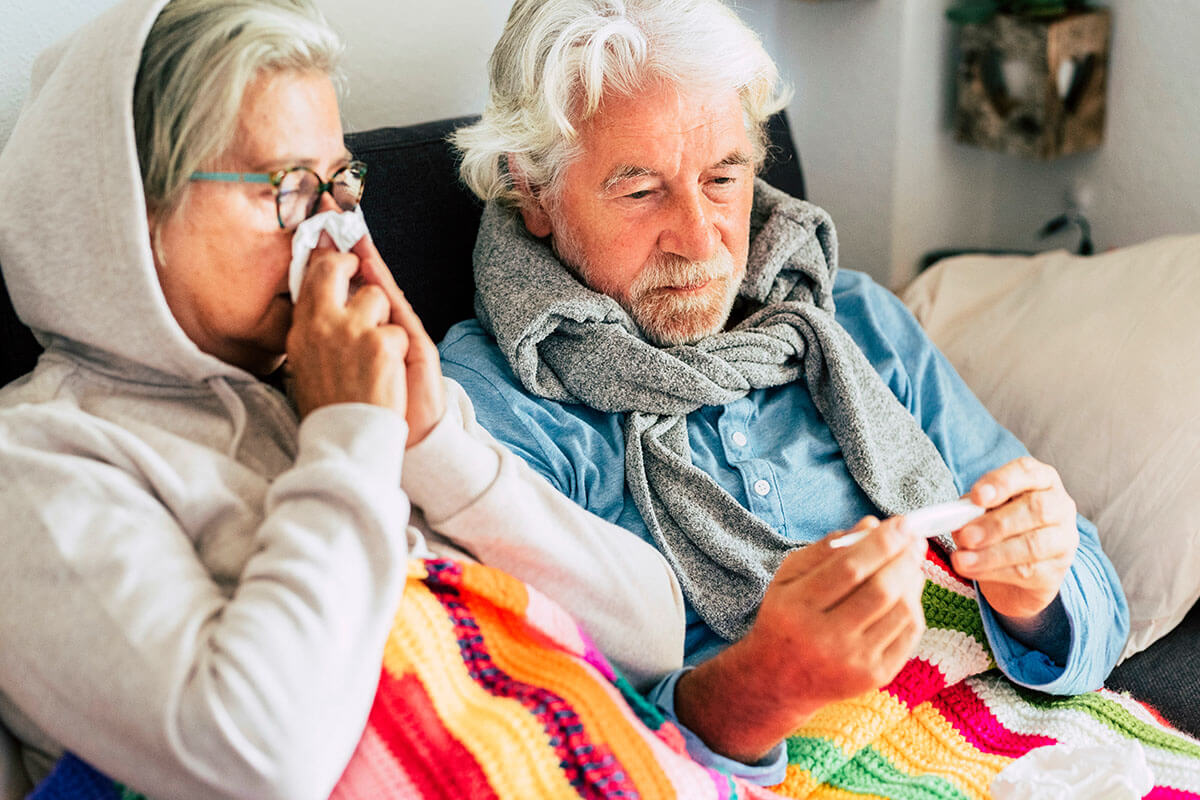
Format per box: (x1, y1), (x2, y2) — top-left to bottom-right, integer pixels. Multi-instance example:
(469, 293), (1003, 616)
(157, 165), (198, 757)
(645, 667), (788, 786)
(980, 589), (1073, 689)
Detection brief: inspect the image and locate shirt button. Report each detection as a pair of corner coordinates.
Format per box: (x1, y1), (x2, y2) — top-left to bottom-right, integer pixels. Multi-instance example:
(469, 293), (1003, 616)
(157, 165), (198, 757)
(753, 479), (771, 496)
(732, 431), (748, 447)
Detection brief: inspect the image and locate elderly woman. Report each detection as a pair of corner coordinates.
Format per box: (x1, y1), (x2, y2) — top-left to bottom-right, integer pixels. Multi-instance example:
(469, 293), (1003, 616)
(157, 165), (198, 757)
(0, 1), (684, 797)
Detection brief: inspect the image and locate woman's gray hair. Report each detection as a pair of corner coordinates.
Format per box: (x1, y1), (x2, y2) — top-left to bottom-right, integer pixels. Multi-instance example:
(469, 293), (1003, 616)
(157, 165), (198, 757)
(134, 0), (344, 222)
(453, 0), (789, 209)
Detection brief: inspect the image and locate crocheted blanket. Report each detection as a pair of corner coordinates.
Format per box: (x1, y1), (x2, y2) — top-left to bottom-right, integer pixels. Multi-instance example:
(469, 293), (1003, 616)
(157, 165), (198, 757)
(768, 546), (1200, 799)
(27, 558), (776, 800)
(27, 551), (1200, 799)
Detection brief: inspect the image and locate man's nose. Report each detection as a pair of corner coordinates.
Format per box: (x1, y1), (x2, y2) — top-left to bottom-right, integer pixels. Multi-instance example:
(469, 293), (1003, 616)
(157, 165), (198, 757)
(658, 189), (718, 263)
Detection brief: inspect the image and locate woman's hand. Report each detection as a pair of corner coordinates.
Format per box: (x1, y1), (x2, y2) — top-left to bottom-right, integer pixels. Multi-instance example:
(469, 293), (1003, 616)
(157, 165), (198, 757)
(287, 231), (446, 445)
(349, 234), (445, 446)
(286, 238), (409, 420)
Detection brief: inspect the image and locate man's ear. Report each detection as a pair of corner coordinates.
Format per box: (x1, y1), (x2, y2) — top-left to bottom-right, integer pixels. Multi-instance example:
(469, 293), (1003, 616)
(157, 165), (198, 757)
(519, 200), (554, 238)
(509, 158), (554, 238)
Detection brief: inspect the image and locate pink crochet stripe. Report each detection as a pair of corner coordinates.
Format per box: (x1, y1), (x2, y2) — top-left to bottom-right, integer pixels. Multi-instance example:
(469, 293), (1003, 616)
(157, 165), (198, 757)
(330, 722), (423, 800)
(928, 680), (1057, 757)
(1145, 786), (1200, 800)
(365, 669), (498, 800)
(881, 657), (948, 709)
(520, 580), (616, 682)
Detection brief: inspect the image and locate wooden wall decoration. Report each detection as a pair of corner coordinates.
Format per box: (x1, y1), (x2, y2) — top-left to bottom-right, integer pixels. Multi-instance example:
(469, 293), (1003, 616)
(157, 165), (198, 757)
(954, 9), (1111, 159)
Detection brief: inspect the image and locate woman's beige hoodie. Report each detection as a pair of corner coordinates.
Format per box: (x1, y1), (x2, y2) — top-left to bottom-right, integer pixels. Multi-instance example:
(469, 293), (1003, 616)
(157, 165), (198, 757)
(0, 1), (683, 797)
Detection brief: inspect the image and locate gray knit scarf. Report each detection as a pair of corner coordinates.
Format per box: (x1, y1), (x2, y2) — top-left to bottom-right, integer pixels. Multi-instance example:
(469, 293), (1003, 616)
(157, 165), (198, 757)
(474, 179), (958, 641)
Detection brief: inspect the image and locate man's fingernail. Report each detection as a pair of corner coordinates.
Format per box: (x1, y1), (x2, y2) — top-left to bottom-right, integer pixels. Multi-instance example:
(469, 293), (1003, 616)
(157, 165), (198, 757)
(977, 485), (996, 504)
(958, 526), (982, 547)
(957, 551), (978, 567)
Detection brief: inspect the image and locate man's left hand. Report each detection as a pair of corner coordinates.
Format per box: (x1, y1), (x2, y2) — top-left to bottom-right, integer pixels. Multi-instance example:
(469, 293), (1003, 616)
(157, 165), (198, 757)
(950, 456), (1079, 620)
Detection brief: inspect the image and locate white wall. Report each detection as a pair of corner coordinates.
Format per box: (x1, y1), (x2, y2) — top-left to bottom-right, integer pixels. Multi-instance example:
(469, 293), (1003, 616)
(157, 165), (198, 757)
(756, 0), (1200, 287)
(5, 0), (1198, 290)
(755, 0), (908, 284)
(317, 0), (509, 131)
(0, 0), (506, 144)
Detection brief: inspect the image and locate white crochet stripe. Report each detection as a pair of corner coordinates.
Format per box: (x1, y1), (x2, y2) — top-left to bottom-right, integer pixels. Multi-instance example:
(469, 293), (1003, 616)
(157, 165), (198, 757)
(966, 675), (1200, 792)
(917, 627), (993, 685)
(1103, 688), (1200, 744)
(1095, 688), (1200, 790)
(922, 557), (975, 598)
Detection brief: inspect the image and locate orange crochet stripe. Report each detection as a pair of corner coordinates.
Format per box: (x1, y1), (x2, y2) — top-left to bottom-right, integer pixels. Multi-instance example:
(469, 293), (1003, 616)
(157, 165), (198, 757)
(334, 557), (759, 800)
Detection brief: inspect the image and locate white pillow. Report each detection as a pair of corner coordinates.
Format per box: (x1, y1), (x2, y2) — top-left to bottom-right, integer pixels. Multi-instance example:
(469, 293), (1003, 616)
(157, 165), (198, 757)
(901, 234), (1200, 660)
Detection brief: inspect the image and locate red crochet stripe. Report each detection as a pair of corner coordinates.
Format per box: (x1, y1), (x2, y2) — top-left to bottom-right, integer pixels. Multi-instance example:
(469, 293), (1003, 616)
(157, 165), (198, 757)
(928, 680), (1056, 757)
(925, 542), (967, 586)
(881, 656), (947, 709)
(366, 667), (500, 800)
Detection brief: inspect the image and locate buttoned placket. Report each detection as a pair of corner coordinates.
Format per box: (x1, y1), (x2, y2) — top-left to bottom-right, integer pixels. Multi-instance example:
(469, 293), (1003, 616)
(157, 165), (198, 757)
(712, 395), (786, 532)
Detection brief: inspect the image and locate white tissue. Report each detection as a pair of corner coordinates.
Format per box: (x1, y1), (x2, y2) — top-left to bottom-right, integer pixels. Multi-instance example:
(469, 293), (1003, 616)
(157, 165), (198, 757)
(990, 741), (1154, 800)
(288, 205), (369, 302)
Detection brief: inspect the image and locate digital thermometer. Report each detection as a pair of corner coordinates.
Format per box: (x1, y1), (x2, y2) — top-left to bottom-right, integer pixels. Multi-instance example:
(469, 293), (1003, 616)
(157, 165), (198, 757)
(829, 498), (985, 549)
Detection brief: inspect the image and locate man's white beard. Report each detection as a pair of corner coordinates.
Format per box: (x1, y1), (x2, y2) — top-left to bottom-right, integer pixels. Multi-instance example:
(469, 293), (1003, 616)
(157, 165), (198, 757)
(620, 249), (742, 346)
(553, 226), (743, 347)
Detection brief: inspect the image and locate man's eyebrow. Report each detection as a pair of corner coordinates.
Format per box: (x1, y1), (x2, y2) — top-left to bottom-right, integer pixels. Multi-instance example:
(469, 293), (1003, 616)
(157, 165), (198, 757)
(600, 151), (753, 192)
(713, 151), (753, 169)
(601, 164), (656, 192)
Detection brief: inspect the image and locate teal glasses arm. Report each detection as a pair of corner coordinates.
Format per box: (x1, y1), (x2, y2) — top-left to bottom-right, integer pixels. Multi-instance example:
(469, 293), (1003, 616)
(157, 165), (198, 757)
(189, 171), (275, 184)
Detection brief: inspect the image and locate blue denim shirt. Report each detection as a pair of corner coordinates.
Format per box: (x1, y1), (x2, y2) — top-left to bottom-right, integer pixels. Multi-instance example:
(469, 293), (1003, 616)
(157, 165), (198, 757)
(440, 268), (1129, 783)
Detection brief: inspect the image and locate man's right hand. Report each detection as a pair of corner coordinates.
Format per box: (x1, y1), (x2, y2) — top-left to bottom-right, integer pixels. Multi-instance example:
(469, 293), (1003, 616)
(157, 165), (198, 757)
(673, 515), (927, 764)
(286, 241), (410, 420)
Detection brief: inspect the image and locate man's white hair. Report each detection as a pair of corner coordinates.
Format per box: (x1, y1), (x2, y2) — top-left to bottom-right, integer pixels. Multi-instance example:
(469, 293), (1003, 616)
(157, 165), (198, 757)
(135, 0), (344, 223)
(453, 0), (790, 209)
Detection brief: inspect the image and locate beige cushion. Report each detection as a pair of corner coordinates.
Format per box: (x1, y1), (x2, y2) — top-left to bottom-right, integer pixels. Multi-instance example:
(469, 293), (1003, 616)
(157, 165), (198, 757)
(901, 234), (1200, 660)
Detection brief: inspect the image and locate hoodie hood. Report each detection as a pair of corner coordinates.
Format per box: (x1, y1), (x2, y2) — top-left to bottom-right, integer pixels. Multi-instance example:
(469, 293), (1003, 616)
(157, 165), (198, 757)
(0, 0), (248, 385)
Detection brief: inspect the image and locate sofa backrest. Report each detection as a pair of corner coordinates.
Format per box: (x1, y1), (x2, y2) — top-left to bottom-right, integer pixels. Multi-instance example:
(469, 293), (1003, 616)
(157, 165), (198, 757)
(0, 112), (805, 387)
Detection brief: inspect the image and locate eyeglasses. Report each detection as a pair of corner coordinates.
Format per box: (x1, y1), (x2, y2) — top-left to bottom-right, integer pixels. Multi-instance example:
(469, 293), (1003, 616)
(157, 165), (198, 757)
(189, 161), (367, 230)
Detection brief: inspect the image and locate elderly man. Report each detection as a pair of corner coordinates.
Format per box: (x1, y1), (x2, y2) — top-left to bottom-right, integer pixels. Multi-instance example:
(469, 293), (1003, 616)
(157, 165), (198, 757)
(442, 0), (1128, 783)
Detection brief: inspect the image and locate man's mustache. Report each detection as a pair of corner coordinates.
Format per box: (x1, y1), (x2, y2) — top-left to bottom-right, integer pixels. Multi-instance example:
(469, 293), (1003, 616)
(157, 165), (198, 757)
(631, 250), (734, 298)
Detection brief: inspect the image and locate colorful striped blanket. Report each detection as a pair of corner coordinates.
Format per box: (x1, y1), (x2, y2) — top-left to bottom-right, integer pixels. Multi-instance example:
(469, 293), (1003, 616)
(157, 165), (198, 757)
(28, 558), (776, 800)
(770, 546), (1200, 799)
(27, 551), (1200, 799)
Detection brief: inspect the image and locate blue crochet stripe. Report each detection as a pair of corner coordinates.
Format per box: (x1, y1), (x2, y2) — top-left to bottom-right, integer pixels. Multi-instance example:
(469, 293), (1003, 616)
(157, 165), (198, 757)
(26, 752), (143, 800)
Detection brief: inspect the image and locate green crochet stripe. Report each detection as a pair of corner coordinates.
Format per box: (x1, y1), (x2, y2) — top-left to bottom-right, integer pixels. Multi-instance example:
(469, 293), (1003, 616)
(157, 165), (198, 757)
(614, 671), (669, 731)
(784, 735), (970, 800)
(1011, 683), (1200, 759)
(785, 735), (845, 778)
(921, 581), (989, 649)
(830, 744), (972, 800)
